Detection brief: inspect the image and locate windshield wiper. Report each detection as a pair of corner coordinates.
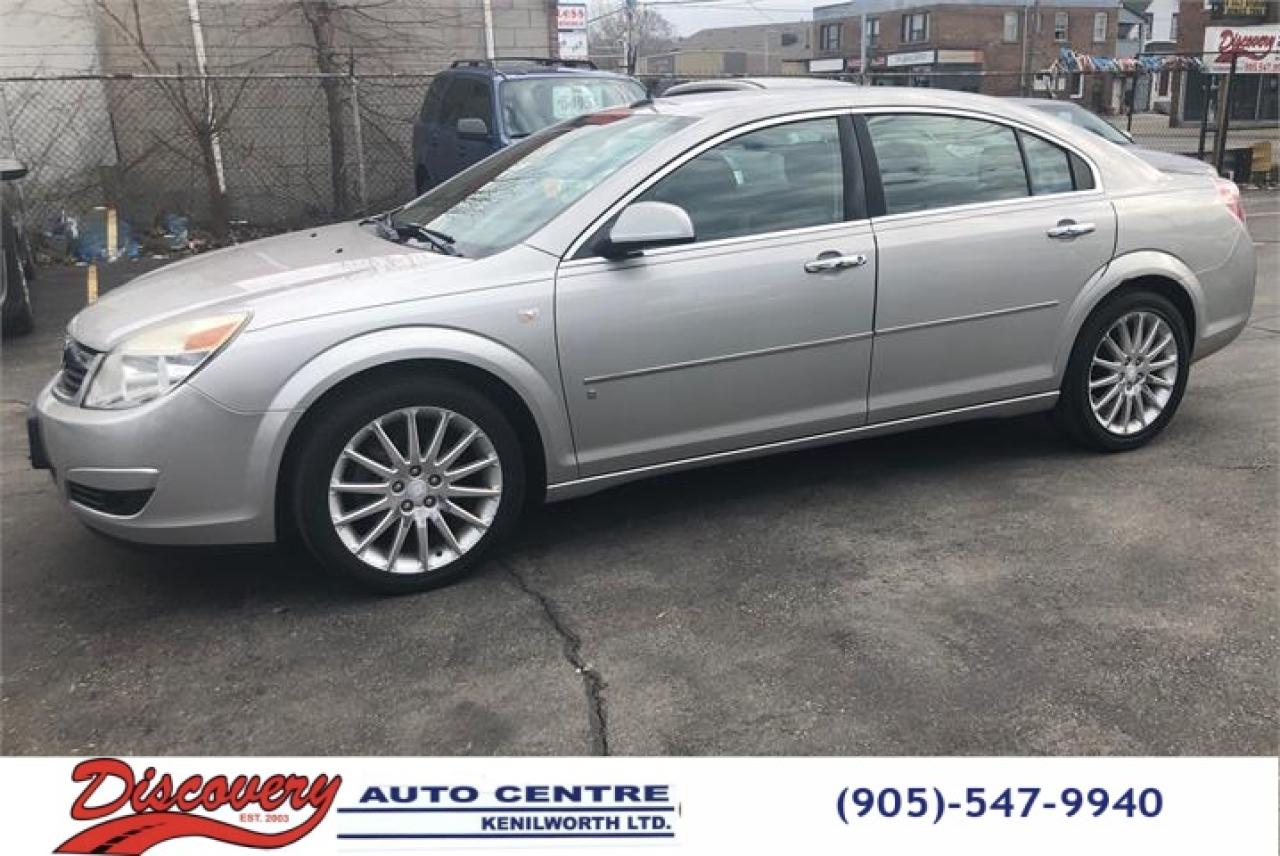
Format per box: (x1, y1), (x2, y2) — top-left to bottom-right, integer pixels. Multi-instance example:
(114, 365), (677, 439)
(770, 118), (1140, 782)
(364, 213), (460, 256)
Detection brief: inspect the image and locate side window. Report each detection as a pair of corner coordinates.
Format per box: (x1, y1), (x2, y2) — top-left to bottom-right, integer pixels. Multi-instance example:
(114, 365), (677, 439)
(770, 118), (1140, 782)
(441, 78), (491, 125)
(420, 78), (446, 122)
(1020, 132), (1074, 195)
(866, 114), (1028, 215)
(1069, 152), (1095, 190)
(636, 117), (844, 244)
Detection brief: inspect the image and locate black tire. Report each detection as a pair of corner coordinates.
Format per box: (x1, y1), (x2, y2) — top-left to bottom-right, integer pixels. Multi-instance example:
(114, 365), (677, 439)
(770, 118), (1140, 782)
(1055, 289), (1191, 452)
(2, 212), (34, 337)
(290, 375), (526, 594)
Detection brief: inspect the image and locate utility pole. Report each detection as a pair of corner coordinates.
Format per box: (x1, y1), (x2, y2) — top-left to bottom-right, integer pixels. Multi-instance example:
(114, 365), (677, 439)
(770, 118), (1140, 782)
(481, 0), (495, 60)
(185, 0), (225, 195)
(859, 13), (868, 83)
(624, 0), (636, 75)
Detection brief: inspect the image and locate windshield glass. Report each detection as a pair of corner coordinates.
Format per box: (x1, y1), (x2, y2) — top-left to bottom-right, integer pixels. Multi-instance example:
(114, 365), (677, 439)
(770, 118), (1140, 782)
(500, 77), (647, 138)
(1027, 101), (1131, 145)
(391, 111), (694, 258)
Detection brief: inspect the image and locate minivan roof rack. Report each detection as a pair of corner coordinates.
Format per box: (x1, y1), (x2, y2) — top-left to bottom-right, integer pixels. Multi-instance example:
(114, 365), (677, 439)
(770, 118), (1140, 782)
(449, 57), (599, 71)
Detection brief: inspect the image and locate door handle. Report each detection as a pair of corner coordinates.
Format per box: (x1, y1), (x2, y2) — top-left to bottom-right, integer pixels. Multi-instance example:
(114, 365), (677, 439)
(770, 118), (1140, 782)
(1046, 220), (1096, 239)
(803, 253), (868, 274)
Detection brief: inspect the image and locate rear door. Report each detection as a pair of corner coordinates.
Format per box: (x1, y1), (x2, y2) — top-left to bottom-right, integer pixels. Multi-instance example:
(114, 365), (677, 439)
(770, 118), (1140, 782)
(859, 111), (1116, 422)
(438, 76), (497, 179)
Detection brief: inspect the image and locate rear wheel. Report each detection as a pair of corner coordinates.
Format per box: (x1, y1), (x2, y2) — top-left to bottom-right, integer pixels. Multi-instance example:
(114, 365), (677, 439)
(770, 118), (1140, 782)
(291, 376), (525, 593)
(1055, 289), (1190, 452)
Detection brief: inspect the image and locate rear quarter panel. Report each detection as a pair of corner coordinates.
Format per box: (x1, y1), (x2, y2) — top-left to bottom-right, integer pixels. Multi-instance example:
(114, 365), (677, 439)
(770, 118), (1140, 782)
(1109, 178), (1256, 359)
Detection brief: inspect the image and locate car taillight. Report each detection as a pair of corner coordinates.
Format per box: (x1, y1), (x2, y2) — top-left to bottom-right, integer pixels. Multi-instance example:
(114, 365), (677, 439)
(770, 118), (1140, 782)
(1215, 177), (1246, 224)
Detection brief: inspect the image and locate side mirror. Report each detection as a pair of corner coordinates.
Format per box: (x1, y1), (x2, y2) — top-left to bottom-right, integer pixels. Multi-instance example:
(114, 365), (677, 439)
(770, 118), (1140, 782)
(0, 158), (28, 181)
(457, 117), (489, 138)
(603, 201), (695, 259)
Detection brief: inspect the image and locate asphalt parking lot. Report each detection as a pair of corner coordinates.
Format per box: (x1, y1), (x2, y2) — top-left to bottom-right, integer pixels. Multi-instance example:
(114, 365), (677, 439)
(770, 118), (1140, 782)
(2, 195), (1277, 757)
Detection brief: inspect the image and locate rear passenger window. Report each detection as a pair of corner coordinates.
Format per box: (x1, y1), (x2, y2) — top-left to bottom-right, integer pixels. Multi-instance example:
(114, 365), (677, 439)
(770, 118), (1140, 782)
(1069, 152), (1095, 190)
(1020, 132), (1074, 195)
(420, 78), (446, 122)
(441, 78), (491, 125)
(636, 117), (844, 243)
(866, 114), (1028, 215)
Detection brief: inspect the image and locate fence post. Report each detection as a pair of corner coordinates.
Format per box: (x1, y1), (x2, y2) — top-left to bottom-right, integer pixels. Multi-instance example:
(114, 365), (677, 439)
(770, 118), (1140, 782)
(1213, 55), (1237, 177)
(349, 72), (368, 213)
(1198, 71), (1212, 161)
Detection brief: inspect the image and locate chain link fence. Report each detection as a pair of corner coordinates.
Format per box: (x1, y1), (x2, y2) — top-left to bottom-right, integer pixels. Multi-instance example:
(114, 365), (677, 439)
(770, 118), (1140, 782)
(0, 72), (431, 256)
(2, 66), (1276, 260)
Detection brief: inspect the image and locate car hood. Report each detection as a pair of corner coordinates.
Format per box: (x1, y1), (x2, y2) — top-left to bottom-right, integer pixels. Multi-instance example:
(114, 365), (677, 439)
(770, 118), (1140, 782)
(1131, 146), (1217, 176)
(68, 221), (468, 350)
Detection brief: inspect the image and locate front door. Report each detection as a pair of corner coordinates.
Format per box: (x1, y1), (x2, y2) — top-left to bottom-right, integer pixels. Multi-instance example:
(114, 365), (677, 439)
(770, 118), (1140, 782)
(860, 112), (1117, 421)
(437, 76), (496, 180)
(556, 116), (877, 476)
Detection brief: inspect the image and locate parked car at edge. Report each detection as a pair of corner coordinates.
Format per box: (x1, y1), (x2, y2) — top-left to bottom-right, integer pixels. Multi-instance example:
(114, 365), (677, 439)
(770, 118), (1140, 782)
(1, 157), (35, 336)
(411, 57), (646, 193)
(1010, 97), (1219, 176)
(30, 86), (1255, 593)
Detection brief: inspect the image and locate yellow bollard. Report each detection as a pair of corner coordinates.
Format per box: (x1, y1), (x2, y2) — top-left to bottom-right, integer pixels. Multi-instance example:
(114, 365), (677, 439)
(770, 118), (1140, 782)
(86, 264), (98, 305)
(105, 207), (118, 262)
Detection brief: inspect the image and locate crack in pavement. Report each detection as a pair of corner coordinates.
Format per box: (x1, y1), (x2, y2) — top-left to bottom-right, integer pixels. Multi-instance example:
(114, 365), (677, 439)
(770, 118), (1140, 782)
(498, 559), (609, 756)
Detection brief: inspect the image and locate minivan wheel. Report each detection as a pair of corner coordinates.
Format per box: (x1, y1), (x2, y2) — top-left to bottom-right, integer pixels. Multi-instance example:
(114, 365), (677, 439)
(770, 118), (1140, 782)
(291, 376), (525, 593)
(1055, 289), (1190, 452)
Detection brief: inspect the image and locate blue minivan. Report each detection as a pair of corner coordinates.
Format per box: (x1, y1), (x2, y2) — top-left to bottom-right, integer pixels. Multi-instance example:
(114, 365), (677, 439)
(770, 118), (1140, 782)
(411, 58), (646, 193)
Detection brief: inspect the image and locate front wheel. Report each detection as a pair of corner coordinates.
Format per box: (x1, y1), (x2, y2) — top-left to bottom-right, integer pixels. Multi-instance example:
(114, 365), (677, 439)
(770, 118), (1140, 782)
(1055, 290), (1190, 452)
(291, 376), (525, 593)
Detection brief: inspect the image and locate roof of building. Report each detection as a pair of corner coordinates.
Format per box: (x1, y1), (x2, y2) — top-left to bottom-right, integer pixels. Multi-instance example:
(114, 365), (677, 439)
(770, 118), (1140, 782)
(815, 0), (1121, 19)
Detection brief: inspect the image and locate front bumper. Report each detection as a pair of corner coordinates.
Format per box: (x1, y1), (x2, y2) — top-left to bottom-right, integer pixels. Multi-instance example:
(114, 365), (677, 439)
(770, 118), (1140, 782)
(30, 378), (289, 545)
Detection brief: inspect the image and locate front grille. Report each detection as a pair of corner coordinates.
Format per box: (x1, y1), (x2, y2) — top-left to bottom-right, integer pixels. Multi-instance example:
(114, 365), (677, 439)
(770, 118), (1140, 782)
(66, 481), (154, 516)
(54, 339), (100, 401)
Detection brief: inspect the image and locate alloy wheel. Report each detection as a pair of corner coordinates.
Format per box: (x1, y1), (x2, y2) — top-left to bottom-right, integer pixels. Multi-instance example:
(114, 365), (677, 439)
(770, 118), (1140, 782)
(328, 407), (503, 574)
(1088, 310), (1179, 437)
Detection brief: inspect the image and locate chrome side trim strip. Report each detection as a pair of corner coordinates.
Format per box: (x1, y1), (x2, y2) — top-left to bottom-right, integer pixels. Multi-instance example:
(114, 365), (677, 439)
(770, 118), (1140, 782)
(582, 330), (874, 385)
(877, 300), (1060, 337)
(546, 390), (1060, 500)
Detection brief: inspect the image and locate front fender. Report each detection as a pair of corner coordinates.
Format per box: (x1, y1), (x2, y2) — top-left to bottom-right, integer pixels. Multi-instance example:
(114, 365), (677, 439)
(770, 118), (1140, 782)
(261, 326), (578, 485)
(1053, 250), (1205, 379)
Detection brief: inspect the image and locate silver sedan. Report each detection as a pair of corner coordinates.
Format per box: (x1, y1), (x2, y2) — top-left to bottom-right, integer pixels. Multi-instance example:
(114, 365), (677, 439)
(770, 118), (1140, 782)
(29, 86), (1256, 592)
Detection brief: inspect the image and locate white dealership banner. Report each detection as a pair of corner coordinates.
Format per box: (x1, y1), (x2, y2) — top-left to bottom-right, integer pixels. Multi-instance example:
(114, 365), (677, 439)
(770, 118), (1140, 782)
(0, 757), (1274, 854)
(1203, 24), (1280, 74)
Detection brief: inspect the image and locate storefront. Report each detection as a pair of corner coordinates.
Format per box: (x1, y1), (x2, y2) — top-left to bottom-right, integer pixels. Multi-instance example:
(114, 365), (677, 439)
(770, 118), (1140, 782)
(871, 49), (985, 93)
(1184, 24), (1280, 123)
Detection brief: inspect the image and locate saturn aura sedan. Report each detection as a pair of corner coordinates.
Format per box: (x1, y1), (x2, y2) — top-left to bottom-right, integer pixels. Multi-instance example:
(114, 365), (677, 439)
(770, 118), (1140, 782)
(29, 86), (1255, 592)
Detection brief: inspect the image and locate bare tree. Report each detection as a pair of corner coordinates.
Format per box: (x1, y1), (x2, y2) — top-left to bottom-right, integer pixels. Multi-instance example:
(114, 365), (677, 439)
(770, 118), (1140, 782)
(299, 0), (349, 214)
(589, 1), (677, 74)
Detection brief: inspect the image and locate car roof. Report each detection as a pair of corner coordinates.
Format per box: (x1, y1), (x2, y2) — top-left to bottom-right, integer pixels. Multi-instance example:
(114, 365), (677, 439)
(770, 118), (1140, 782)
(662, 77), (856, 95)
(446, 59), (637, 82)
(646, 84), (1080, 128)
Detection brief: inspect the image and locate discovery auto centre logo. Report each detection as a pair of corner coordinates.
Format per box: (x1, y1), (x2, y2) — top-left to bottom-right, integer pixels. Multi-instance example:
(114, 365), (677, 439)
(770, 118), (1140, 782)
(55, 758), (341, 855)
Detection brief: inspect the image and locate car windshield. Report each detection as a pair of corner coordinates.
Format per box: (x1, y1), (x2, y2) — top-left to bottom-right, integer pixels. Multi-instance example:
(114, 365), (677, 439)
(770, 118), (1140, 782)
(1026, 101), (1132, 145)
(390, 111), (694, 258)
(500, 77), (647, 138)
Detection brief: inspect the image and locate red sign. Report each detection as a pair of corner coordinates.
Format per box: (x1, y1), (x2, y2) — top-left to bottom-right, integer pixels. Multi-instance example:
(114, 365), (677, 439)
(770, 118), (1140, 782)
(1204, 25), (1280, 73)
(55, 759), (341, 855)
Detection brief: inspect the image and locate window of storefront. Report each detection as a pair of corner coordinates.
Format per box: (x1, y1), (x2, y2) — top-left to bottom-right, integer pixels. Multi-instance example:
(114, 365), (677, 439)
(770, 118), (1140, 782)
(820, 23), (841, 53)
(1004, 12), (1020, 42)
(901, 12), (929, 44)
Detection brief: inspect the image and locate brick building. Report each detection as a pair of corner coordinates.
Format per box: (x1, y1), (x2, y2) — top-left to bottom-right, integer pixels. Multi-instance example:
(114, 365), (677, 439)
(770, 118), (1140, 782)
(811, 0), (1122, 109)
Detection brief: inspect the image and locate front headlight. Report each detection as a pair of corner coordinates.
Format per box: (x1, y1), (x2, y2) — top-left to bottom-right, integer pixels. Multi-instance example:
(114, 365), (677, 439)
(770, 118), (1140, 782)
(83, 312), (249, 409)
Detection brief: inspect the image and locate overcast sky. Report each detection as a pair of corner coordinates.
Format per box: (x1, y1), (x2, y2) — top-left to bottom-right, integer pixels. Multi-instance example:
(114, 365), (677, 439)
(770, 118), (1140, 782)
(642, 1), (819, 36)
